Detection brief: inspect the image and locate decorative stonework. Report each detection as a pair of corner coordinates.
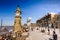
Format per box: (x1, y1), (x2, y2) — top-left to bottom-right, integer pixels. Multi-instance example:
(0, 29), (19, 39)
(14, 5), (23, 34)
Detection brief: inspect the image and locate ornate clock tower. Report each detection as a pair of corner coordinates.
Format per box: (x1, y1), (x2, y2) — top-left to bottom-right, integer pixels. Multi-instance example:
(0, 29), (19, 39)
(14, 5), (23, 34)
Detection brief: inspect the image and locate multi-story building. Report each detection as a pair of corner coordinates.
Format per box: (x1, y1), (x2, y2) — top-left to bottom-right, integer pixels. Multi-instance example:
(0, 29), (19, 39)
(36, 12), (60, 28)
(31, 23), (37, 28)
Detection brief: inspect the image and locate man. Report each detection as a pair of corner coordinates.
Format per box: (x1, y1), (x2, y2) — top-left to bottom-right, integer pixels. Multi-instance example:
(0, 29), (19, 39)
(53, 31), (57, 40)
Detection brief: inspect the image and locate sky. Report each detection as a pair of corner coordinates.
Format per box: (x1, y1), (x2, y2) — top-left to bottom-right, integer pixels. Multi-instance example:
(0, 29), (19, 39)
(0, 0), (60, 26)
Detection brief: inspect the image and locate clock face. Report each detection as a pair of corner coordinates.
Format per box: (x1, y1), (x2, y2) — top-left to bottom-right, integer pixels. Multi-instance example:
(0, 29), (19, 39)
(16, 13), (19, 16)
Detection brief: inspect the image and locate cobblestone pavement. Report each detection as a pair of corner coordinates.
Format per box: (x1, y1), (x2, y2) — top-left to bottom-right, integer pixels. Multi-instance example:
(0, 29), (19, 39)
(26, 27), (60, 40)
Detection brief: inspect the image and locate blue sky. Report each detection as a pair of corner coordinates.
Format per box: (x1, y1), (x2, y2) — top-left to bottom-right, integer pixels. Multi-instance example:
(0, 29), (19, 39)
(0, 0), (60, 26)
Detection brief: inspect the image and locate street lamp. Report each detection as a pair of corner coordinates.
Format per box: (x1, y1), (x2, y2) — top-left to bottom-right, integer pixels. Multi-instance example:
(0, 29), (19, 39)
(48, 17), (51, 35)
(26, 17), (31, 36)
(27, 17), (31, 31)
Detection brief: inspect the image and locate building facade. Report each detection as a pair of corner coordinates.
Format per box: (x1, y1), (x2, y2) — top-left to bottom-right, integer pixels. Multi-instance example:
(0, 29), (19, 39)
(36, 12), (60, 28)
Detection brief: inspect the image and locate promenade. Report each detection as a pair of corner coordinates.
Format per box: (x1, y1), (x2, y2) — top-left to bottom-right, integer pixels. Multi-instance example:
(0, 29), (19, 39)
(26, 27), (60, 40)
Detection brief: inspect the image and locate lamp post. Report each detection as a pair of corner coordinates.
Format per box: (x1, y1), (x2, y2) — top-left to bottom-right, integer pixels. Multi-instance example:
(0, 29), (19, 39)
(48, 17), (51, 35)
(27, 17), (31, 31)
(26, 17), (31, 36)
(1, 19), (3, 28)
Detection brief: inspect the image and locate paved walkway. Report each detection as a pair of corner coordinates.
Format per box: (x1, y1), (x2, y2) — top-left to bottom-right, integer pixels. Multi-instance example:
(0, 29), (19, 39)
(26, 27), (60, 40)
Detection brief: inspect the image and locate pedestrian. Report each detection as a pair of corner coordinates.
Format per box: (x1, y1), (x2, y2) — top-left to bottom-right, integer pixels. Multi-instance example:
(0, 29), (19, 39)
(53, 31), (57, 40)
(31, 28), (33, 31)
(37, 27), (39, 30)
(48, 28), (50, 35)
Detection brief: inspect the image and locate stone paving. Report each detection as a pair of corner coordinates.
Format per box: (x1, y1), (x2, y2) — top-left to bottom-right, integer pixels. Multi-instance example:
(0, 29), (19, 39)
(26, 27), (60, 40)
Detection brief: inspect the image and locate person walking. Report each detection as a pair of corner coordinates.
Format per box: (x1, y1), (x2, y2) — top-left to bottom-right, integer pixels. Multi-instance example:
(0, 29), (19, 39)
(53, 31), (57, 40)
